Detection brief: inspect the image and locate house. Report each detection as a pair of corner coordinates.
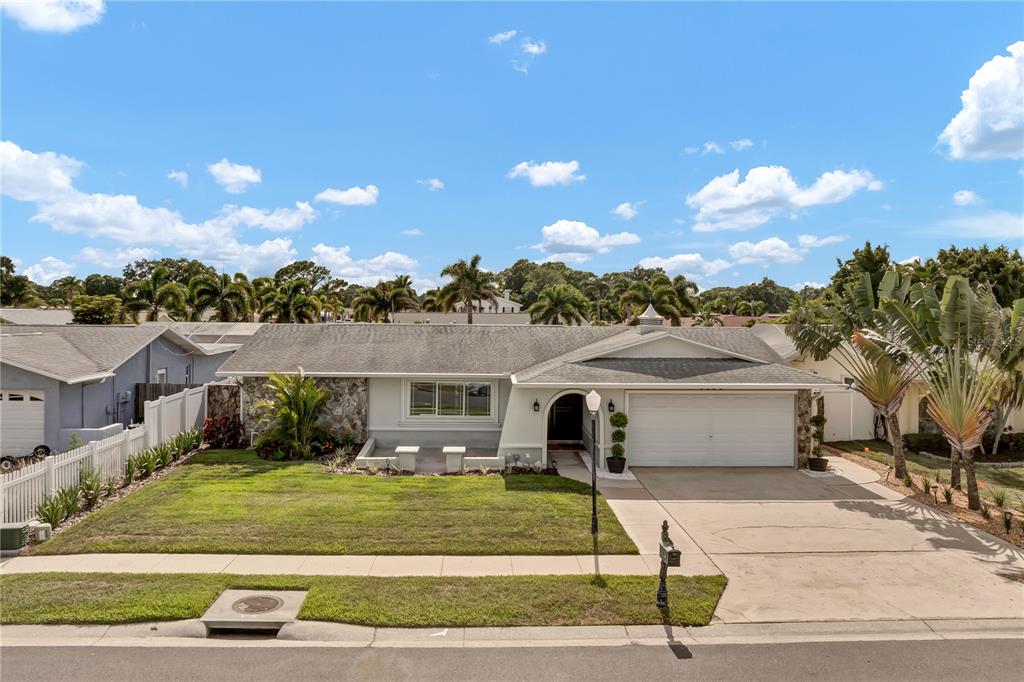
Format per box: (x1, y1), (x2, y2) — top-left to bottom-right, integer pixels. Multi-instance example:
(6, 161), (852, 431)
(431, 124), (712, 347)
(217, 305), (839, 470)
(390, 312), (533, 325)
(748, 323), (1024, 442)
(0, 308), (73, 325)
(0, 325), (235, 454)
(452, 290), (524, 314)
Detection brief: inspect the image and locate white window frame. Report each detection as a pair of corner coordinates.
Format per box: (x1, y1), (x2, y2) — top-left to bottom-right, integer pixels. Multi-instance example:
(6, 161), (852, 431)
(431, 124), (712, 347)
(402, 379), (497, 422)
(156, 368), (167, 385)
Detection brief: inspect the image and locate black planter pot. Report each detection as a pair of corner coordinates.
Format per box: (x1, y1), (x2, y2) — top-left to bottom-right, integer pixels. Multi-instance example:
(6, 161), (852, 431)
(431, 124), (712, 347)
(808, 456), (829, 472)
(606, 457), (627, 474)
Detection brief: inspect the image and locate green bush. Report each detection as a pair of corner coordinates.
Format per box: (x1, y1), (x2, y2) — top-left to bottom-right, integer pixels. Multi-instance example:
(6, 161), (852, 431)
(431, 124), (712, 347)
(609, 412), (628, 429)
(943, 487), (954, 504)
(611, 443), (625, 457)
(608, 411), (628, 460)
(611, 429), (626, 444)
(79, 467), (103, 510)
(103, 476), (118, 498)
(991, 489), (1008, 508)
(903, 432), (950, 455)
(980, 504), (992, 520)
(35, 495), (66, 527)
(56, 486), (81, 520)
(123, 457), (137, 487)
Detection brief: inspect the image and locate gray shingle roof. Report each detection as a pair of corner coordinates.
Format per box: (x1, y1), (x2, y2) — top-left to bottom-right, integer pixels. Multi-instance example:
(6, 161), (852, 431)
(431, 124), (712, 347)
(0, 325), (216, 383)
(217, 323), (792, 378)
(517, 357), (837, 386)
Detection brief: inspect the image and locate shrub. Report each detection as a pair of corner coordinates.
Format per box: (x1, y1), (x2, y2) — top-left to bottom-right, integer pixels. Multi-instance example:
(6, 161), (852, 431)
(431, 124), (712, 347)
(903, 433), (950, 455)
(79, 467), (103, 510)
(943, 487), (954, 504)
(252, 371), (331, 460)
(610, 429), (626, 444)
(980, 504), (992, 520)
(123, 457), (137, 487)
(56, 486), (81, 519)
(608, 411), (628, 460)
(611, 443), (625, 457)
(103, 476), (118, 498)
(609, 412), (628, 429)
(902, 473), (914, 488)
(134, 451), (159, 478)
(920, 475), (932, 496)
(991, 489), (1008, 508)
(203, 415), (244, 449)
(36, 494), (67, 527)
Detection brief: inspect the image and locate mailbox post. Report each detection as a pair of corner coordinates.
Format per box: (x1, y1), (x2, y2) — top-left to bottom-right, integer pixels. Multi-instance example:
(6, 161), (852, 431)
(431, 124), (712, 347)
(656, 520), (681, 609)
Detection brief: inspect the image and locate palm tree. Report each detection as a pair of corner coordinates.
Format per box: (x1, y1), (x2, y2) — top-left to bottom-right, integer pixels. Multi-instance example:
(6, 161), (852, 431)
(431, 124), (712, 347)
(987, 300), (1024, 456)
(691, 307), (724, 327)
(736, 299), (767, 317)
(787, 270), (917, 478)
(124, 266), (188, 321)
(419, 288), (441, 312)
(352, 279), (417, 322)
(438, 254), (499, 324)
(671, 275), (700, 317)
(259, 280), (321, 323)
(250, 276), (276, 321)
(188, 273), (249, 322)
(253, 369), (330, 460)
(583, 278), (611, 323)
(527, 284), (591, 325)
(618, 274), (684, 324)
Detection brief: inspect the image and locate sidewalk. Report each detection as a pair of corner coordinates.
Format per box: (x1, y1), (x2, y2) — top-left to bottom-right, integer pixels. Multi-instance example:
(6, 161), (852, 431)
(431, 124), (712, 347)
(0, 552), (719, 577)
(3, 618), (1022, 649)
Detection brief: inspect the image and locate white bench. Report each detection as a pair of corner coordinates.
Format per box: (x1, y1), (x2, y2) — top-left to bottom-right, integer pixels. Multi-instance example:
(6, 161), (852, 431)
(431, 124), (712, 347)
(443, 446), (466, 473)
(395, 445), (419, 473)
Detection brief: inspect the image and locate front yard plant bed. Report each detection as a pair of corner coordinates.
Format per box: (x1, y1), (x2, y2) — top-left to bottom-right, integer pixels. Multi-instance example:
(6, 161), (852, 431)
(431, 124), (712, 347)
(28, 450), (637, 556)
(0, 573), (727, 627)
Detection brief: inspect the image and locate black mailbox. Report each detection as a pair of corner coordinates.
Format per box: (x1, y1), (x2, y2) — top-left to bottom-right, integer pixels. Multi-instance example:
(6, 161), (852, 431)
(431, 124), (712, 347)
(659, 540), (681, 567)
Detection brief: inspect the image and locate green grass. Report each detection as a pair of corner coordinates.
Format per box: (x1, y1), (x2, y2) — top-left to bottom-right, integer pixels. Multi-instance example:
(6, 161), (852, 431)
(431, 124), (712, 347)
(829, 440), (1024, 501)
(30, 449), (637, 556)
(0, 573), (727, 627)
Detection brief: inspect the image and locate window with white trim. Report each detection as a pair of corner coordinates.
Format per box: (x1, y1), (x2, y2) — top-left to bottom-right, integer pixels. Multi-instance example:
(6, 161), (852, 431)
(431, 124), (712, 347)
(408, 381), (492, 417)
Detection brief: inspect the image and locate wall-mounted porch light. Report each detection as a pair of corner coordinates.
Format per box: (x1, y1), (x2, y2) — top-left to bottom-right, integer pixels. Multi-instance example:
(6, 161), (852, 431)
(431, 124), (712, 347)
(607, 399), (615, 413)
(533, 399), (540, 412)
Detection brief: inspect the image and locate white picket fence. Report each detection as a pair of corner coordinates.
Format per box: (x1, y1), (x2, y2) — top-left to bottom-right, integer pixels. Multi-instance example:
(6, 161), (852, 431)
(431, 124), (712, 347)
(0, 385), (207, 525)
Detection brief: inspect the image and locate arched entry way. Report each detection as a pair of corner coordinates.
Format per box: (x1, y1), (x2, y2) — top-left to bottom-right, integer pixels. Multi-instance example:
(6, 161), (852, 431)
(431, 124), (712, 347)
(542, 389), (604, 467)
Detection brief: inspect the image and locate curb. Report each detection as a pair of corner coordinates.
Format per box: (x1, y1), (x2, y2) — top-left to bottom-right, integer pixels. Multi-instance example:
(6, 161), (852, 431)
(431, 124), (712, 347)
(3, 618), (1022, 649)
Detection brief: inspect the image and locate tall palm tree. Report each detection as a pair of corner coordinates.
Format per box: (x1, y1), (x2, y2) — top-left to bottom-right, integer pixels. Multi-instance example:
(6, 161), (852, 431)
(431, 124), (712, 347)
(250, 276), (276, 321)
(691, 307), (724, 327)
(419, 288), (441, 312)
(736, 299), (767, 317)
(671, 275), (700, 317)
(987, 300), (1024, 456)
(438, 254), (499, 324)
(787, 270), (917, 478)
(618, 274), (684, 324)
(527, 284), (591, 325)
(352, 279), (417, 322)
(189, 273), (249, 322)
(259, 280), (321, 323)
(124, 266), (188, 321)
(583, 278), (611, 323)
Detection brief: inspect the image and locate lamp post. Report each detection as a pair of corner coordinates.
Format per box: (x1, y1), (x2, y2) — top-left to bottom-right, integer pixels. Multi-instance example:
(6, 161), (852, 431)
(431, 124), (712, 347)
(585, 390), (601, 536)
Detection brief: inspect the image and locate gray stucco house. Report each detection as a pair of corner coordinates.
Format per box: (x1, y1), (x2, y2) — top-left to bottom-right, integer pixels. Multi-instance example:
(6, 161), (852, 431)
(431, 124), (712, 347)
(0, 325), (234, 455)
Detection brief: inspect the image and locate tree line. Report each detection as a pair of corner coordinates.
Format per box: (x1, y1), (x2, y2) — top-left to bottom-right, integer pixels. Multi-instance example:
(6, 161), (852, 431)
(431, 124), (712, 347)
(0, 243), (1020, 326)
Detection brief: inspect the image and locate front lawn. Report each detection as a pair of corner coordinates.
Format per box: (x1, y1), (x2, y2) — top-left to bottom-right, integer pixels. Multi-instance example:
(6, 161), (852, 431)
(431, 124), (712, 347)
(0, 573), (727, 627)
(828, 440), (1024, 501)
(30, 449), (637, 555)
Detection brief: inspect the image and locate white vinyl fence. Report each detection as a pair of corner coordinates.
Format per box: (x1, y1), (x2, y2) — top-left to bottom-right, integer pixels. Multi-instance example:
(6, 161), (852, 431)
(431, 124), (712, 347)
(1, 385), (207, 525)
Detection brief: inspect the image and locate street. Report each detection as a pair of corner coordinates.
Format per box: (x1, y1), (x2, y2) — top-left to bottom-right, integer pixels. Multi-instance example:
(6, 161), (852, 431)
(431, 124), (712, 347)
(2, 640), (1021, 681)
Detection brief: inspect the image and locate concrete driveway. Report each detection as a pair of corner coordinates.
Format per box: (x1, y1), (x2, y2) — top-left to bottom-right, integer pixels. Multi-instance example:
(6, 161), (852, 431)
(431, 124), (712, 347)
(609, 459), (1024, 623)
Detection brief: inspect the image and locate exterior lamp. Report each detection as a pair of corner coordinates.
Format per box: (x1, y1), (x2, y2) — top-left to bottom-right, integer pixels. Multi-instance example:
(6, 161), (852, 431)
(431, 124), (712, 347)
(533, 399), (540, 412)
(585, 390), (601, 536)
(1003, 510), (1014, 535)
(607, 399), (615, 413)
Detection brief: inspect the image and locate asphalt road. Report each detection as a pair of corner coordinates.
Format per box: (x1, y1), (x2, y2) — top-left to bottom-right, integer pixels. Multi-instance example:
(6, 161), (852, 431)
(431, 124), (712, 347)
(2, 640), (1022, 681)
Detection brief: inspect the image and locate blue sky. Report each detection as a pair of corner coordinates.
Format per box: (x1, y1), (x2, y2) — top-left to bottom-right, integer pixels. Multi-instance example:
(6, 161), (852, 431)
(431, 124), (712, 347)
(2, 1), (1022, 291)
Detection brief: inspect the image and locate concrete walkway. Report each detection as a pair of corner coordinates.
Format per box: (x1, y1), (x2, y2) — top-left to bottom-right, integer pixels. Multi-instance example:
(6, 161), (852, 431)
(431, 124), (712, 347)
(0, 551), (713, 577)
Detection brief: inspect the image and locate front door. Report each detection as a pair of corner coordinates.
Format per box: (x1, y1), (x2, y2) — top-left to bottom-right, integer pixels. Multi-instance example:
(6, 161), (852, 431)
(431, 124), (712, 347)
(547, 393), (583, 441)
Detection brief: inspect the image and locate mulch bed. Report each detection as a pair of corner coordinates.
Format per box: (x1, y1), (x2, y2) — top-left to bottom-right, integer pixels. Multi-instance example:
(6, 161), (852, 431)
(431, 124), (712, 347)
(827, 446), (1024, 550)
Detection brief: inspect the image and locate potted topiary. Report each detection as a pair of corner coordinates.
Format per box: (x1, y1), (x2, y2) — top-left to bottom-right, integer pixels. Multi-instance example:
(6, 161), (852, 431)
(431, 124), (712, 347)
(808, 413), (829, 471)
(607, 411), (628, 474)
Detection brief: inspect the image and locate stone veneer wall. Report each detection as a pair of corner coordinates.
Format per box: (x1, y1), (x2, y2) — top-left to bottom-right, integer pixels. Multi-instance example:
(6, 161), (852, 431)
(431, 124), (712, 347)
(239, 376), (368, 442)
(796, 389), (812, 468)
(206, 382), (241, 422)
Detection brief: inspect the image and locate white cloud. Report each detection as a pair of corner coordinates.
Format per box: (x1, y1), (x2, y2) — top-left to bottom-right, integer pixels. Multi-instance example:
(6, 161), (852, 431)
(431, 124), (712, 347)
(729, 139), (754, 151)
(612, 201), (640, 220)
(702, 141), (724, 155)
(796, 234), (847, 248)
(207, 158), (261, 194)
(683, 146), (700, 155)
(686, 165), (882, 232)
(314, 184), (380, 206)
(417, 178), (444, 191)
(21, 256), (74, 284)
(792, 281), (825, 290)
(939, 42), (1024, 160)
(166, 169), (188, 188)
(401, 228), (423, 236)
(76, 246), (158, 269)
(507, 160), (585, 187)
(209, 201), (317, 232)
(534, 219), (639, 262)
(930, 210), (1023, 240)
(312, 244), (418, 285)
(729, 237), (804, 265)
(488, 29), (517, 44)
(637, 253), (731, 280)
(521, 38), (546, 56)
(0, 139), (82, 202)
(952, 189), (980, 206)
(899, 256), (921, 266)
(1, 0), (104, 33)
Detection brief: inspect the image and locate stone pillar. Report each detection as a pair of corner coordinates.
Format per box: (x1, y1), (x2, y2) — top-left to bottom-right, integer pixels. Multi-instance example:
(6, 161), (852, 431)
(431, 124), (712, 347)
(796, 389), (812, 468)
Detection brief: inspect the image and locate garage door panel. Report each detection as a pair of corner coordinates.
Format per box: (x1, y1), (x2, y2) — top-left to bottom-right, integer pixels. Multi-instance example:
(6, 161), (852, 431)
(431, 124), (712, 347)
(628, 393), (794, 467)
(1, 390), (45, 456)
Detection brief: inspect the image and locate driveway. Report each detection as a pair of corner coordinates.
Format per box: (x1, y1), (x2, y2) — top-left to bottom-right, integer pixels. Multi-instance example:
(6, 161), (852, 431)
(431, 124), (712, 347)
(605, 458), (1024, 623)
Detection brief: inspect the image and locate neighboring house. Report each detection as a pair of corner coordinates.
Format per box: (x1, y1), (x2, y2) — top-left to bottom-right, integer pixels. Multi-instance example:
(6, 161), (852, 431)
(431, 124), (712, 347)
(672, 314), (785, 327)
(218, 305), (839, 470)
(144, 321), (262, 349)
(749, 324), (1024, 442)
(391, 312), (533, 325)
(0, 325), (235, 454)
(452, 290), (524, 314)
(0, 308), (73, 325)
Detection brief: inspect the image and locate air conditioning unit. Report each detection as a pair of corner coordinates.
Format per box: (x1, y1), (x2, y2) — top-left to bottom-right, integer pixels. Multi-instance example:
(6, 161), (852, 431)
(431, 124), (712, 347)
(0, 523), (29, 555)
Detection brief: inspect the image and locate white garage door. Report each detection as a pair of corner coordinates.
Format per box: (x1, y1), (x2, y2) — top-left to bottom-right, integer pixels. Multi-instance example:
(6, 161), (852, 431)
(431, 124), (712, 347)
(627, 393), (795, 467)
(1, 390), (45, 456)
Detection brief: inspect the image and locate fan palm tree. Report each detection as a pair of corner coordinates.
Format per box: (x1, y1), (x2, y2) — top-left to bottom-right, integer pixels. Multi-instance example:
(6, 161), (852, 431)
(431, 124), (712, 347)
(786, 270), (918, 479)
(124, 266), (188, 321)
(671, 275), (700, 317)
(259, 280), (321, 323)
(583, 278), (611, 323)
(527, 284), (591, 325)
(438, 254), (499, 324)
(618, 274), (684, 324)
(250, 277), (276, 321)
(352, 279), (417, 322)
(690, 307), (724, 327)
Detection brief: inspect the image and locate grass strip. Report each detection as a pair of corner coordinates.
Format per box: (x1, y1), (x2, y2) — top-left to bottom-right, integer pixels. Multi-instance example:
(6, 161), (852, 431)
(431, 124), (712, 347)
(0, 572), (726, 627)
